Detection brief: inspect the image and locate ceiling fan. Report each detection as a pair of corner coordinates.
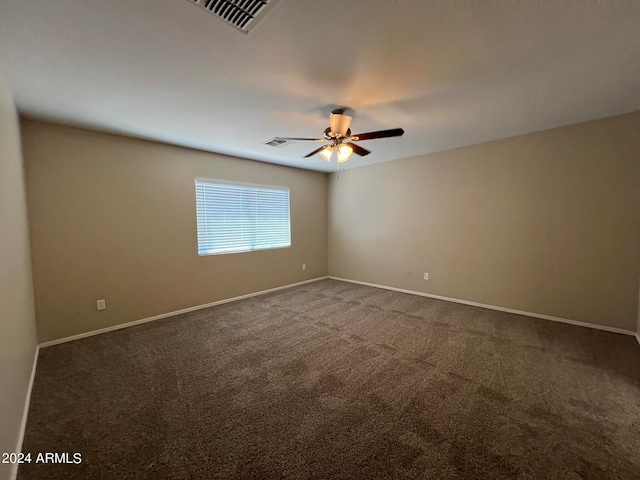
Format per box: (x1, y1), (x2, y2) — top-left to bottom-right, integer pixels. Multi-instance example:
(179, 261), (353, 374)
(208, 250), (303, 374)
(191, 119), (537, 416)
(275, 109), (404, 163)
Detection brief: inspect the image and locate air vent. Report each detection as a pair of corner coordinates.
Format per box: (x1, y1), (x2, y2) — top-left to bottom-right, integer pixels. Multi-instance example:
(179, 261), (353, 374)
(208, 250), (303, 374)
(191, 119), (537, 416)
(263, 138), (293, 148)
(185, 0), (277, 34)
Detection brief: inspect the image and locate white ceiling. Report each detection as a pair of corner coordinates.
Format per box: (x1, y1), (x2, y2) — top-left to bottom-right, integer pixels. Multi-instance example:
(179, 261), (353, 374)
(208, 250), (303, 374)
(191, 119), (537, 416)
(0, 1), (638, 172)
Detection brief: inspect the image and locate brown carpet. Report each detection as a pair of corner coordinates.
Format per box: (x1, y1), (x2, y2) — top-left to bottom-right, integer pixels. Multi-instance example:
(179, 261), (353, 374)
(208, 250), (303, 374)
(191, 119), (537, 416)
(18, 279), (640, 479)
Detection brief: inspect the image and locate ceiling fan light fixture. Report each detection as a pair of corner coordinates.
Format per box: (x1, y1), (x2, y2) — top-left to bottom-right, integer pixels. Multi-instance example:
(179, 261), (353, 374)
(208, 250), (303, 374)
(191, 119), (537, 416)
(275, 109), (403, 162)
(320, 146), (334, 161)
(337, 144), (353, 163)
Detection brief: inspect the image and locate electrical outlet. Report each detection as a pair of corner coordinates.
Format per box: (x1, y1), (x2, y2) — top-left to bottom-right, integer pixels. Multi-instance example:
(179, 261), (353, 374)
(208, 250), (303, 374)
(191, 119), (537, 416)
(302, 263), (307, 271)
(406, 270), (412, 278)
(423, 273), (429, 281)
(97, 299), (106, 311)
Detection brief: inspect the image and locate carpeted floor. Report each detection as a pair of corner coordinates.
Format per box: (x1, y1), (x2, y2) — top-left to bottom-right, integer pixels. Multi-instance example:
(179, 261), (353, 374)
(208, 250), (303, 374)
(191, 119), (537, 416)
(18, 279), (640, 479)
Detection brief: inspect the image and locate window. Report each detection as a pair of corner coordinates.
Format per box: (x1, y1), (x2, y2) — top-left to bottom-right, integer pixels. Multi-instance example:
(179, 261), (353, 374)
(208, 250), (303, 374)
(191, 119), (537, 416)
(195, 178), (291, 255)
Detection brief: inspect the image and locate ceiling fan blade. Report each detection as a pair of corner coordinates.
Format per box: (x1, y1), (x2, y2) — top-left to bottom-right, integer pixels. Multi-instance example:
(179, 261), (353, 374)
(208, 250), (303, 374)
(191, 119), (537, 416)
(275, 136), (327, 142)
(346, 142), (371, 156)
(351, 128), (405, 141)
(304, 145), (331, 158)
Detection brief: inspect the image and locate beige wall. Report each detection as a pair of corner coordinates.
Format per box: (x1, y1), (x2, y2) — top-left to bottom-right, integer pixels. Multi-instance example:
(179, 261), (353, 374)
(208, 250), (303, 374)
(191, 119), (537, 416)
(0, 72), (38, 480)
(329, 113), (640, 332)
(22, 120), (328, 343)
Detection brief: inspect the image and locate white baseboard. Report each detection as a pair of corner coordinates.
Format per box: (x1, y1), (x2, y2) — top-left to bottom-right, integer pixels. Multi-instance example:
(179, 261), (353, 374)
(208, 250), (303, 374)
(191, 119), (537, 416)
(329, 276), (635, 337)
(39, 277), (329, 348)
(11, 345), (39, 480)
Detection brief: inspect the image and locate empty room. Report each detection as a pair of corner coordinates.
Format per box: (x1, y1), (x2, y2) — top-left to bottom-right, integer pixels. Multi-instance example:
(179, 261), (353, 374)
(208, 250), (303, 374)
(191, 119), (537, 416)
(1, 1), (640, 479)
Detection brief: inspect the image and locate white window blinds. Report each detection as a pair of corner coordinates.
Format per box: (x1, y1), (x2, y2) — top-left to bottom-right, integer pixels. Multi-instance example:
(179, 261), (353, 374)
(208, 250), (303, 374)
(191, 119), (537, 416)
(195, 179), (291, 255)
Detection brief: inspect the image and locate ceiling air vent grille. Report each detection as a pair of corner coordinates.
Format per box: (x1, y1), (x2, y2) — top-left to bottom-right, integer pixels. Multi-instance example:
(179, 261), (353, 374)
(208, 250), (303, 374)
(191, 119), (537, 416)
(186, 0), (276, 34)
(263, 138), (293, 148)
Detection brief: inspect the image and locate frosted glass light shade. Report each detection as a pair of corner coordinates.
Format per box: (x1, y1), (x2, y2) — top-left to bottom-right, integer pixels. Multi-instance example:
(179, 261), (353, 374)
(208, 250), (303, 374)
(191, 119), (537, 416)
(320, 146), (333, 161)
(337, 144), (353, 163)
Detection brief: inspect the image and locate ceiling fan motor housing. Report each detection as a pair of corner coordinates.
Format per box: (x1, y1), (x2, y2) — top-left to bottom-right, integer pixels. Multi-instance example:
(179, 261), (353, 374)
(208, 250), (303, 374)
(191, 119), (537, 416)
(324, 127), (351, 141)
(329, 113), (353, 137)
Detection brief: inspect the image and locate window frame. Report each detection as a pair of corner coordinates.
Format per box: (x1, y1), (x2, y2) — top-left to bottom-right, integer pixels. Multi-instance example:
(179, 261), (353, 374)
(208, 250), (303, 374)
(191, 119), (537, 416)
(194, 177), (292, 256)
